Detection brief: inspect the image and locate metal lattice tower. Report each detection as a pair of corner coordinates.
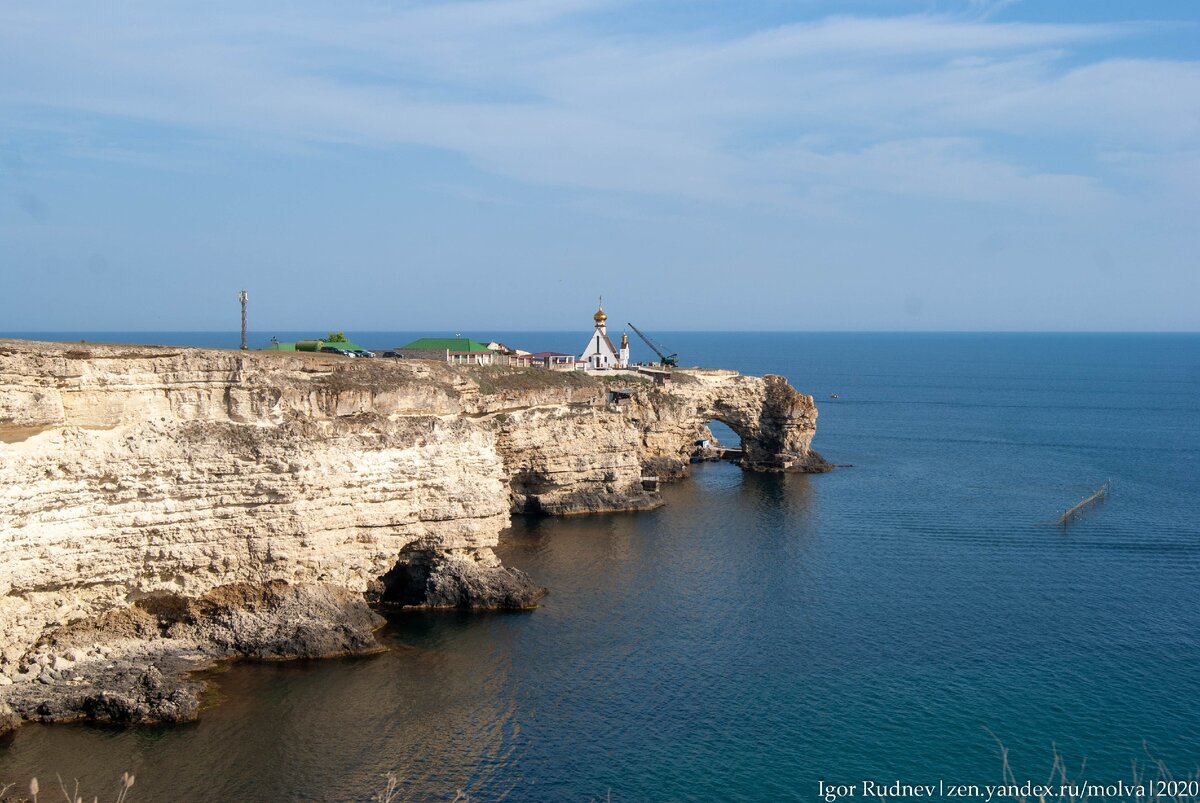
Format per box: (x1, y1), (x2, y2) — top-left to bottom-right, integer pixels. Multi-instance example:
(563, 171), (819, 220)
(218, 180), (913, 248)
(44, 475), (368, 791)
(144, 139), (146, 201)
(239, 290), (248, 350)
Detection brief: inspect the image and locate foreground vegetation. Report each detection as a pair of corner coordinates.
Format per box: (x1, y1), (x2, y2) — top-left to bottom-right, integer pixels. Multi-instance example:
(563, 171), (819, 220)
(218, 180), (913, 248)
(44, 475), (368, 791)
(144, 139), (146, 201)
(3, 745), (1196, 802)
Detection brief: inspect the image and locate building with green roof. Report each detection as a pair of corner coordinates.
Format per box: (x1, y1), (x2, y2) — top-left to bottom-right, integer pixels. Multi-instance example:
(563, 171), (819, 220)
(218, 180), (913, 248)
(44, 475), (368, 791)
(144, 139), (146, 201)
(261, 332), (369, 355)
(396, 337), (495, 364)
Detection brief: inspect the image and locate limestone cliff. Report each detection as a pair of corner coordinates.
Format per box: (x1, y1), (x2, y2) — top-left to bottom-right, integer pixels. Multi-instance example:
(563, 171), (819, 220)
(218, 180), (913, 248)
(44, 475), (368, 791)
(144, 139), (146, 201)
(0, 339), (826, 730)
(629, 369), (827, 477)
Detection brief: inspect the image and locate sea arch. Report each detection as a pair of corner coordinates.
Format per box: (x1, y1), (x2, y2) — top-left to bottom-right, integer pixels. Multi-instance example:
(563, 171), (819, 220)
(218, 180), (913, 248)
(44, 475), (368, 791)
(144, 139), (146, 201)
(637, 370), (830, 475)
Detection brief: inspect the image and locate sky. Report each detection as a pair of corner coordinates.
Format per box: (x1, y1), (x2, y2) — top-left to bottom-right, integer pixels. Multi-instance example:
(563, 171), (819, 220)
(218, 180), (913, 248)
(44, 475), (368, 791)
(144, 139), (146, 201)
(1, 0), (1198, 332)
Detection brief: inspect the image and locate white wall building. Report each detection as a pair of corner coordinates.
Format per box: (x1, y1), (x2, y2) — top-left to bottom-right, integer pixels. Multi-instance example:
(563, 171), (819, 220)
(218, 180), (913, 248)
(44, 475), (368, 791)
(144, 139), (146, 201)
(579, 301), (630, 370)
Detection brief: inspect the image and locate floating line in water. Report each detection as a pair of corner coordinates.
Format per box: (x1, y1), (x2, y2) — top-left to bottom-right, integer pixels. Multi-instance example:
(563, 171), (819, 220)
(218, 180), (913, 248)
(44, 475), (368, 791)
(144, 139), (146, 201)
(1058, 480), (1112, 528)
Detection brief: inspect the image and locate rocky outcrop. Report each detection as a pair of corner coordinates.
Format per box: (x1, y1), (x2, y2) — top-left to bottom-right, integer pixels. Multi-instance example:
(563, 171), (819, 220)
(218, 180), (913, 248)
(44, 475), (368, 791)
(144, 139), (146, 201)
(493, 395), (661, 515)
(0, 700), (18, 736)
(2, 580), (384, 728)
(0, 339), (826, 730)
(372, 546), (546, 610)
(632, 369), (829, 477)
(487, 368), (827, 513)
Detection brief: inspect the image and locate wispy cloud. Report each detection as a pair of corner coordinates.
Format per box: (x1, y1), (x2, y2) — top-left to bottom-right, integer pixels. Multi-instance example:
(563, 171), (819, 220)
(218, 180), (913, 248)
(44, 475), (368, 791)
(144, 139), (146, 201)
(1, 1), (1196, 213)
(761, 137), (1112, 212)
(967, 0), (1024, 21)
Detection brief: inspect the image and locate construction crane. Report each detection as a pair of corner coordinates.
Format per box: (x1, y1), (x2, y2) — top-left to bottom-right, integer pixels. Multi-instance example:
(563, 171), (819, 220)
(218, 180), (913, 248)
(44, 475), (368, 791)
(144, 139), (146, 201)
(627, 322), (677, 367)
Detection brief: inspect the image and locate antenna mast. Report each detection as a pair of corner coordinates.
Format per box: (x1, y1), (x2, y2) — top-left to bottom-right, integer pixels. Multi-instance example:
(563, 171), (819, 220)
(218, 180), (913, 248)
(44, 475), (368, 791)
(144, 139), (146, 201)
(239, 290), (248, 350)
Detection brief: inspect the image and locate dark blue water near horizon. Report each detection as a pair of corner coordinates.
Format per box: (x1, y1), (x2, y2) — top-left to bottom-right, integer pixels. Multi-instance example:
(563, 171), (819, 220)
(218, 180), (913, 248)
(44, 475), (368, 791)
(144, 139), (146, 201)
(0, 332), (1198, 801)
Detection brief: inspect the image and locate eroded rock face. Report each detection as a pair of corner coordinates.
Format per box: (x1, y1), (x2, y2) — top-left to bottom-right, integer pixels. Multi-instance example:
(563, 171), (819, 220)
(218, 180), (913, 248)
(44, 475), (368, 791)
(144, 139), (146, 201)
(3, 580), (385, 728)
(373, 547), (546, 610)
(0, 340), (825, 729)
(0, 342), (509, 670)
(78, 665), (201, 726)
(0, 700), (18, 736)
(632, 369), (830, 477)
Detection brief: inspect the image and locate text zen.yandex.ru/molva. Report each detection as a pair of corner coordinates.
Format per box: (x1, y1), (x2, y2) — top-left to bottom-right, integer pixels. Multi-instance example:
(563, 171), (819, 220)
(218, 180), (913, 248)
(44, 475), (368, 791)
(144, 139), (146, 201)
(818, 779), (1157, 801)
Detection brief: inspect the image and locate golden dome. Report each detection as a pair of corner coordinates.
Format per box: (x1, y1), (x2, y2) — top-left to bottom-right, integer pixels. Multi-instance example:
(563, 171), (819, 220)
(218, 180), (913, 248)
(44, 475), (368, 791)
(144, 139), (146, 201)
(594, 306), (607, 324)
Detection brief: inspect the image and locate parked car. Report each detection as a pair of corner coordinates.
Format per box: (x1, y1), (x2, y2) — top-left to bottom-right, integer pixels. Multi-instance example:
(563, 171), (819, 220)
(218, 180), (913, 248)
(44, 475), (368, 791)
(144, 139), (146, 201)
(381, 351), (403, 358)
(319, 346), (355, 356)
(356, 350), (376, 358)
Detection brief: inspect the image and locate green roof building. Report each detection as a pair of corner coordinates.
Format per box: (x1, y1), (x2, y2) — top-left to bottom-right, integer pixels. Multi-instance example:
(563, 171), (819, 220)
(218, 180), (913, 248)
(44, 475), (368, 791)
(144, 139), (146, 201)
(261, 333), (369, 354)
(397, 337), (495, 364)
(398, 338), (491, 352)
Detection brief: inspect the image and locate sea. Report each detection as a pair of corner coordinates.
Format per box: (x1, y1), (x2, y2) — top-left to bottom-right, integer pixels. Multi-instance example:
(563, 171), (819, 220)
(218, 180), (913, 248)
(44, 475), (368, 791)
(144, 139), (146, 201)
(0, 331), (1197, 802)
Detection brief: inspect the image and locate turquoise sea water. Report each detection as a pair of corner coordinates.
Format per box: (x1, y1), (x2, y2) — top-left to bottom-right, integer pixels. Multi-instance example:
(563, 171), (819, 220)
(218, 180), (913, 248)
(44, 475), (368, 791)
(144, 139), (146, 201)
(0, 332), (1197, 801)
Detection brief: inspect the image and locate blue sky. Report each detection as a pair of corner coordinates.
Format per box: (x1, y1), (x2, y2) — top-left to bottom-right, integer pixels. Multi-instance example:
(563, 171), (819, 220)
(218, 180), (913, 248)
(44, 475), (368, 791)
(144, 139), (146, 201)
(2, 0), (1197, 331)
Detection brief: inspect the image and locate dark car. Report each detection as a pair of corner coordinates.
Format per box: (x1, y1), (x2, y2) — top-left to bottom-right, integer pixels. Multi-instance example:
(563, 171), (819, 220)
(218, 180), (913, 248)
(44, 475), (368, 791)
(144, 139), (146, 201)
(319, 346), (354, 356)
(381, 351), (403, 358)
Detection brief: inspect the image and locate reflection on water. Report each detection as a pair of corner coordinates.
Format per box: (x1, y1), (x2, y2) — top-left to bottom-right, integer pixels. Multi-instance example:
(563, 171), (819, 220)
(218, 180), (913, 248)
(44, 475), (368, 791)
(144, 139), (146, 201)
(0, 636), (524, 801)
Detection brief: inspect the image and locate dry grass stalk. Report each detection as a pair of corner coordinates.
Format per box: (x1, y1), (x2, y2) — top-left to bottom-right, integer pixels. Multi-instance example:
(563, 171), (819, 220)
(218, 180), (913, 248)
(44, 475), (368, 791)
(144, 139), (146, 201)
(372, 772), (470, 803)
(0, 773), (132, 803)
(990, 730), (1200, 803)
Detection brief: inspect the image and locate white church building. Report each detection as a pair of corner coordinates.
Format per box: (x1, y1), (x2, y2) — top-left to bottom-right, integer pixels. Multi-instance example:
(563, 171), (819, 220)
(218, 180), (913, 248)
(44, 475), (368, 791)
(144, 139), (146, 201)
(579, 301), (630, 371)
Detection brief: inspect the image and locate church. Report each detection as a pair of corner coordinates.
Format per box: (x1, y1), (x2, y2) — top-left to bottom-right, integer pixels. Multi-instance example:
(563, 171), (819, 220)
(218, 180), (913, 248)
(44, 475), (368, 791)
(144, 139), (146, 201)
(579, 301), (630, 371)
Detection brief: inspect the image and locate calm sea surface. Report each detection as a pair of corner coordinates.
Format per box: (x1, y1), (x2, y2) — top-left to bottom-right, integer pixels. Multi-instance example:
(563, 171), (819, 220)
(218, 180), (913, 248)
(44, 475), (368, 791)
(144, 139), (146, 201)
(1, 332), (1198, 801)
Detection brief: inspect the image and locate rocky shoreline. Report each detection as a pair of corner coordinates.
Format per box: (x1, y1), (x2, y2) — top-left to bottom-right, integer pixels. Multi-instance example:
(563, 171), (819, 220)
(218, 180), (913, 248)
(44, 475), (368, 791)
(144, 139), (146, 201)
(0, 568), (546, 733)
(0, 339), (825, 734)
(2, 582), (383, 730)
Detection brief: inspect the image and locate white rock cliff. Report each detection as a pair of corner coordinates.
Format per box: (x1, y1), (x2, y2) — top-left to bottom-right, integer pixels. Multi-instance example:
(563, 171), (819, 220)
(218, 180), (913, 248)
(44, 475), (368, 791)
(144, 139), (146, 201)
(0, 339), (826, 729)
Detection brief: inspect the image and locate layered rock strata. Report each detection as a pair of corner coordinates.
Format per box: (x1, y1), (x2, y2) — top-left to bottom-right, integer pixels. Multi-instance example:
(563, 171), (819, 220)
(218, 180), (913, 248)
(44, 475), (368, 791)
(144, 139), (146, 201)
(0, 339), (826, 731)
(629, 369), (828, 478)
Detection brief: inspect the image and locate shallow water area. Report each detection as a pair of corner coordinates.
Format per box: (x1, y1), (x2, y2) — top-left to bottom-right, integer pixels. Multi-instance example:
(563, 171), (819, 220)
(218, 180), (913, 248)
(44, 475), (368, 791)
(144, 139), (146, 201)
(1, 332), (1197, 801)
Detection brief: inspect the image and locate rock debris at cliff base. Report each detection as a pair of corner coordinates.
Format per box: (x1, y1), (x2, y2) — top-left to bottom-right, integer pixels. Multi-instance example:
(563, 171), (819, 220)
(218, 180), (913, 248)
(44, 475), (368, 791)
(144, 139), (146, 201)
(370, 547), (547, 610)
(2, 581), (385, 730)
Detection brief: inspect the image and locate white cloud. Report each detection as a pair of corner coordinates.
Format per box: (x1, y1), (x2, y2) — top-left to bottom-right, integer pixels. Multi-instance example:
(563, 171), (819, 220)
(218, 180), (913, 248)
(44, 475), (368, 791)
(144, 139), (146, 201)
(1, 1), (1196, 213)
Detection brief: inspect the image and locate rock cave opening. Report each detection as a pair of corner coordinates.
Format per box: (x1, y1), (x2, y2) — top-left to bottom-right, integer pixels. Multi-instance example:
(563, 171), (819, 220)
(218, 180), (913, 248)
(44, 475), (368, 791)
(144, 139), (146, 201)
(372, 558), (432, 607)
(695, 418), (747, 462)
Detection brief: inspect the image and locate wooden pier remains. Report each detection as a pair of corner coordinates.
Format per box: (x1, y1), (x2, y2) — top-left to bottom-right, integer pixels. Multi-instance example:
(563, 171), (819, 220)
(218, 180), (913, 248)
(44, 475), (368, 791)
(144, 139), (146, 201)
(1057, 480), (1112, 527)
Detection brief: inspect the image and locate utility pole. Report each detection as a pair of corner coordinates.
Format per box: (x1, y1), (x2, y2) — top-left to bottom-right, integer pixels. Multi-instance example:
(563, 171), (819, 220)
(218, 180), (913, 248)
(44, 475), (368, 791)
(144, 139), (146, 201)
(239, 290), (248, 350)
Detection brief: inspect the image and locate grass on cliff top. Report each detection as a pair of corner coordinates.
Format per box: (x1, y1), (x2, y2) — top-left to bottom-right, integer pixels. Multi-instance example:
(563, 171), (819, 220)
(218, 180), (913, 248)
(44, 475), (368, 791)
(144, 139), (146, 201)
(459, 366), (653, 395)
(459, 366), (597, 395)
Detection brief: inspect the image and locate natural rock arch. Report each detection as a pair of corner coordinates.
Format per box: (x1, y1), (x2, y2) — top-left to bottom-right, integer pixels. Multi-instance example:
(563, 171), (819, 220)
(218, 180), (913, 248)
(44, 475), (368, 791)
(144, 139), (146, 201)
(0, 341), (830, 733)
(634, 370), (830, 476)
(698, 416), (744, 450)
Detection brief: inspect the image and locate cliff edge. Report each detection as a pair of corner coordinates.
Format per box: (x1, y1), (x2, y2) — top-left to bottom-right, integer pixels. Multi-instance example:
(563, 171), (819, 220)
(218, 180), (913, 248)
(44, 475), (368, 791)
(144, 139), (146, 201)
(0, 339), (827, 731)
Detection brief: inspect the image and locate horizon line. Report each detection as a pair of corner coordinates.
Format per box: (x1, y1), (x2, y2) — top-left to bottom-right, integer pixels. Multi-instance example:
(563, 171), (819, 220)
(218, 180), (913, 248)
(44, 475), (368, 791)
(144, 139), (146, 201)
(3, 329), (1199, 336)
